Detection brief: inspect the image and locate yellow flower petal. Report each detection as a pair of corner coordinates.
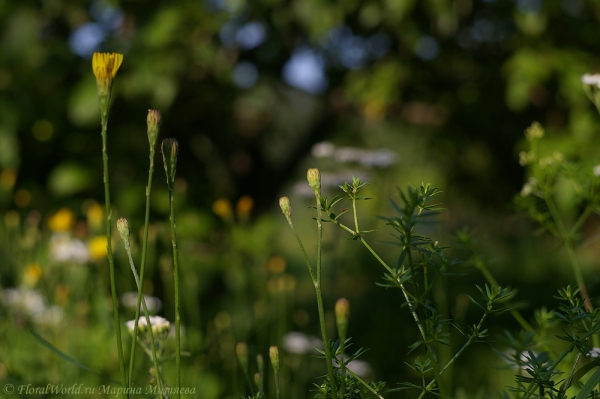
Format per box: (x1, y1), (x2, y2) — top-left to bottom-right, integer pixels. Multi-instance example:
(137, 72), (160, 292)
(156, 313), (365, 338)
(92, 52), (123, 81)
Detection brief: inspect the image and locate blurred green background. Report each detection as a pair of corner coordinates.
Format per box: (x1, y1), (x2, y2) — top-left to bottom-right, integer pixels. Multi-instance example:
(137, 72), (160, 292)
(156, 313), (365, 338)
(2, 0), (600, 397)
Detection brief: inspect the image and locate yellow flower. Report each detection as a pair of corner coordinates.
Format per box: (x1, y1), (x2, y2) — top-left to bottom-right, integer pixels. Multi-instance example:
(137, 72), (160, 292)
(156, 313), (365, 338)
(48, 208), (75, 232)
(23, 263), (42, 287)
(212, 198), (233, 221)
(92, 52), (123, 97)
(88, 236), (108, 260)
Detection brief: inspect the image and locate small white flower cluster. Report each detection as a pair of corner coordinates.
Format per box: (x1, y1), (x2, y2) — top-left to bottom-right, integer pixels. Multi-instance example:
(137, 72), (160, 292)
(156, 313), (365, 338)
(312, 142), (398, 168)
(49, 233), (89, 263)
(520, 177), (538, 197)
(333, 356), (374, 379)
(587, 347), (600, 358)
(582, 74), (600, 88)
(282, 332), (322, 355)
(120, 292), (163, 313)
(1, 288), (63, 327)
(293, 171), (369, 197)
(538, 151), (564, 168)
(126, 316), (171, 338)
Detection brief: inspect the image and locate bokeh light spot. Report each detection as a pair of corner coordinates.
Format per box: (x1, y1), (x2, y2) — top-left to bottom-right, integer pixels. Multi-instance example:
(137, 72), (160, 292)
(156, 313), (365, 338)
(32, 120), (54, 142)
(14, 189), (31, 208)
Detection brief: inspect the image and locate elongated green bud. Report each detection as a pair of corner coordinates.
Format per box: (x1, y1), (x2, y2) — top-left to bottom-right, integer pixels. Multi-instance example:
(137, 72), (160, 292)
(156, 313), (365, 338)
(147, 109), (161, 148)
(307, 168), (321, 194)
(162, 138), (178, 190)
(335, 298), (350, 338)
(279, 197), (293, 227)
(253, 372), (260, 387)
(236, 342), (249, 372)
(269, 345), (279, 374)
(116, 217), (130, 243)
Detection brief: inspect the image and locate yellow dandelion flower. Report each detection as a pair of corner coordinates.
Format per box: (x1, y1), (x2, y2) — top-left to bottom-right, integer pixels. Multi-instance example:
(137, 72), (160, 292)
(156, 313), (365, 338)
(88, 236), (108, 260)
(92, 52), (123, 97)
(23, 263), (42, 287)
(212, 198), (233, 221)
(48, 208), (75, 232)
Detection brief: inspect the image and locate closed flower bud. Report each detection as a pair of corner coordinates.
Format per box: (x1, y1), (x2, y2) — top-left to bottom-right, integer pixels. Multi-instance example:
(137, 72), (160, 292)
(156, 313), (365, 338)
(335, 298), (350, 338)
(307, 168), (321, 194)
(236, 342), (249, 370)
(269, 345), (280, 373)
(253, 372), (260, 387)
(116, 218), (130, 243)
(279, 197), (292, 226)
(147, 109), (161, 148)
(162, 138), (179, 190)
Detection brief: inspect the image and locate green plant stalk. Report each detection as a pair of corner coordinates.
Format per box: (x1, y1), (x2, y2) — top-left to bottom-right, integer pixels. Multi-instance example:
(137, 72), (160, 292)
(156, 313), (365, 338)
(122, 239), (165, 397)
(471, 255), (534, 333)
(274, 369), (281, 399)
(291, 229), (316, 283)
(128, 140), (157, 388)
(417, 310), (491, 399)
(344, 367), (383, 399)
(100, 111), (128, 396)
(352, 205), (447, 399)
(314, 191), (338, 399)
(167, 187), (182, 399)
(545, 194), (592, 312)
(338, 339), (346, 399)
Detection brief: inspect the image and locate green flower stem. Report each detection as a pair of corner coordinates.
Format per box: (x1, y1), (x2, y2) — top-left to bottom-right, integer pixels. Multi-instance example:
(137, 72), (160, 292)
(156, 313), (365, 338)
(314, 191), (338, 399)
(100, 112), (128, 396)
(291, 229), (316, 283)
(470, 254), (534, 333)
(274, 372), (281, 399)
(168, 186), (182, 399)
(128, 135), (158, 389)
(121, 237), (165, 398)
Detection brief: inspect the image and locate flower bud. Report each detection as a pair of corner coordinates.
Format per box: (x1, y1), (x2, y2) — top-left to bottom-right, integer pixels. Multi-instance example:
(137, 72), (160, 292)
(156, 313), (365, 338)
(269, 345), (280, 373)
(335, 298), (350, 338)
(236, 342), (249, 371)
(161, 138), (179, 190)
(307, 168), (321, 194)
(116, 217), (130, 243)
(147, 109), (161, 148)
(253, 372), (260, 387)
(279, 197), (292, 226)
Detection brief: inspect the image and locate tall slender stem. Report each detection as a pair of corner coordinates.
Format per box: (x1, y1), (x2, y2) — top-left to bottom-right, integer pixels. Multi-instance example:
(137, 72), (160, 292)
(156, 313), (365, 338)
(168, 187), (182, 399)
(128, 137), (157, 386)
(101, 114), (128, 395)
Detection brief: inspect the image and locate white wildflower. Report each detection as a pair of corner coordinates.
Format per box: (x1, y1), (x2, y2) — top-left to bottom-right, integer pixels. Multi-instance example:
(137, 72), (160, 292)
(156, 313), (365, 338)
(582, 74), (600, 87)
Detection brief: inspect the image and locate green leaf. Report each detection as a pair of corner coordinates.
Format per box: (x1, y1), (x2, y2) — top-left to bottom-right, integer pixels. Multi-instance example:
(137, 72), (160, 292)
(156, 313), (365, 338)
(30, 329), (121, 384)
